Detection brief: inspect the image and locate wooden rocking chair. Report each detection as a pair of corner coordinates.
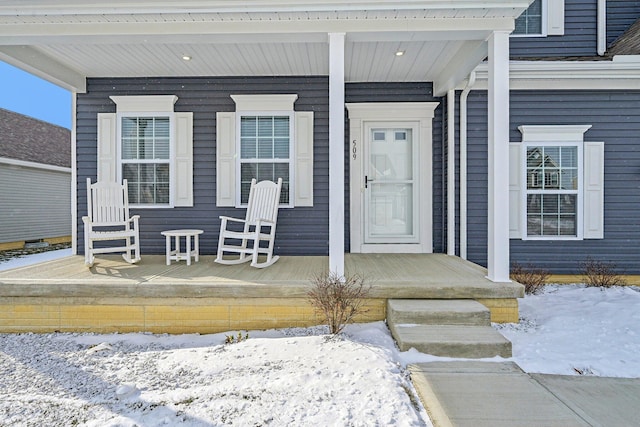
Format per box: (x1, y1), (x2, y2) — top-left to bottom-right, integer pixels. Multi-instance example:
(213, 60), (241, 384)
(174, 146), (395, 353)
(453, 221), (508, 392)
(215, 178), (282, 268)
(82, 177), (141, 267)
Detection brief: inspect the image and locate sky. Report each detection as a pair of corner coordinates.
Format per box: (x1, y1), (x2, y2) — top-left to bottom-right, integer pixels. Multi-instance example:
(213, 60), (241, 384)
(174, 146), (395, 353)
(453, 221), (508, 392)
(0, 61), (72, 129)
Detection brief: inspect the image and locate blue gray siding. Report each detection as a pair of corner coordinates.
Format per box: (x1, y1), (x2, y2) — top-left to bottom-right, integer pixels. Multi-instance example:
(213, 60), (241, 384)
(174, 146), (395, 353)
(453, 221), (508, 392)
(510, 0), (598, 58)
(77, 78), (443, 256)
(77, 77), (331, 256)
(607, 1), (640, 45)
(465, 90), (640, 274)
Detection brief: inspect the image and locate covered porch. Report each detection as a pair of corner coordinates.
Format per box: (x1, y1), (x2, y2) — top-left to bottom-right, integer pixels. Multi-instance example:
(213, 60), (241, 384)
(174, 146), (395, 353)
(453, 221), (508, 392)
(0, 0), (533, 283)
(0, 254), (523, 334)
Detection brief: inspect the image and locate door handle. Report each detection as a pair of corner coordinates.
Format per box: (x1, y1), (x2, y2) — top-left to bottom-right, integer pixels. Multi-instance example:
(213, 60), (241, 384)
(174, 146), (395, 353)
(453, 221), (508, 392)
(365, 175), (373, 189)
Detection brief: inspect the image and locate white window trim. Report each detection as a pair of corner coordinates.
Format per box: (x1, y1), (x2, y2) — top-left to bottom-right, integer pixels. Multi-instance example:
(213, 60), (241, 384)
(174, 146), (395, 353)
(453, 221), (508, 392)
(521, 140), (583, 240)
(116, 111), (175, 209)
(235, 110), (295, 209)
(217, 94), (313, 208)
(105, 95), (194, 209)
(516, 125), (594, 241)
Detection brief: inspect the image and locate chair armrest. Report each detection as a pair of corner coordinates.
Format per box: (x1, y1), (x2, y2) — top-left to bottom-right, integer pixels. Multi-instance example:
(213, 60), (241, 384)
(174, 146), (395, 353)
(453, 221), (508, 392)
(128, 215), (141, 222)
(219, 216), (246, 224)
(82, 216), (91, 224)
(255, 218), (276, 225)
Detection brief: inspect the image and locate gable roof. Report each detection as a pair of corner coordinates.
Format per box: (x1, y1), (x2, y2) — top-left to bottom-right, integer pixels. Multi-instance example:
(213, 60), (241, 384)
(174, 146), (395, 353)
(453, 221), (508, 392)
(608, 18), (640, 57)
(0, 108), (71, 168)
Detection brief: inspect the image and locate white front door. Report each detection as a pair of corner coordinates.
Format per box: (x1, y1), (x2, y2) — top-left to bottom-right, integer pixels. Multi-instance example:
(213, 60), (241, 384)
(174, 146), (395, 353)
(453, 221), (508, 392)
(364, 125), (418, 244)
(346, 102), (438, 254)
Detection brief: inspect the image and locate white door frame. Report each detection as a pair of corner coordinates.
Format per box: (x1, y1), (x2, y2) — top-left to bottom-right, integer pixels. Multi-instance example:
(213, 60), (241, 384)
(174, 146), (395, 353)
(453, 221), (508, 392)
(346, 102), (439, 253)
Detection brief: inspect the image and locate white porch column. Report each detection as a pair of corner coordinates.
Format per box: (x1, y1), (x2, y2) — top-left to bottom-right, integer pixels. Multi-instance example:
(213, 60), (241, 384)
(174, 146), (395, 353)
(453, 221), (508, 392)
(487, 31), (511, 282)
(328, 32), (345, 276)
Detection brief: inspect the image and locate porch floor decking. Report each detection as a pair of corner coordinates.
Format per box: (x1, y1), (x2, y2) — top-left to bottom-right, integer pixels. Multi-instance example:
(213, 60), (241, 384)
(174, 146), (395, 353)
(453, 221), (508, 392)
(0, 253), (523, 300)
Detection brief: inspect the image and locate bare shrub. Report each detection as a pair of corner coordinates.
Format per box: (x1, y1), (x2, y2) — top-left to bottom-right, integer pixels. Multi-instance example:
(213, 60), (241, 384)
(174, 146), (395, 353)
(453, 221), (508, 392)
(510, 262), (550, 295)
(307, 272), (371, 334)
(581, 257), (627, 288)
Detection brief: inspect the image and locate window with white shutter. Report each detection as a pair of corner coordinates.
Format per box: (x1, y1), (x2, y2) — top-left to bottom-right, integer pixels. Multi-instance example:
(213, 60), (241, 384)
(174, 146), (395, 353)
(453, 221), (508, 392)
(97, 95), (193, 208)
(512, 0), (564, 37)
(510, 125), (603, 240)
(216, 94), (314, 208)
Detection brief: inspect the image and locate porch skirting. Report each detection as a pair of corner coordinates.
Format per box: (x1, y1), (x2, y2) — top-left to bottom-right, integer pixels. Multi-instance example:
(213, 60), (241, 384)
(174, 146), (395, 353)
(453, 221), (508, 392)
(0, 296), (519, 334)
(0, 254), (523, 333)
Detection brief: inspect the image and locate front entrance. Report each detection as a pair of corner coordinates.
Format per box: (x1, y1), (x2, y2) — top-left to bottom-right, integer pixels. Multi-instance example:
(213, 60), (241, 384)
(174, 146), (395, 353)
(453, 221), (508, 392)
(364, 125), (418, 244)
(346, 102), (439, 253)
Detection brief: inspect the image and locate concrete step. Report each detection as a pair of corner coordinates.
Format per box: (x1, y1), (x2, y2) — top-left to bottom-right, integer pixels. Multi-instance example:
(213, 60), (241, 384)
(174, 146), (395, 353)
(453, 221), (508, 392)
(387, 299), (491, 326)
(389, 324), (512, 358)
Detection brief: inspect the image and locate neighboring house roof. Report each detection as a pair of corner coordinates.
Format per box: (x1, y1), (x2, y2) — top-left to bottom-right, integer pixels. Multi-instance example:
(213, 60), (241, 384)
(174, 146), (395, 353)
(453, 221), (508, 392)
(607, 18), (640, 56)
(0, 108), (71, 168)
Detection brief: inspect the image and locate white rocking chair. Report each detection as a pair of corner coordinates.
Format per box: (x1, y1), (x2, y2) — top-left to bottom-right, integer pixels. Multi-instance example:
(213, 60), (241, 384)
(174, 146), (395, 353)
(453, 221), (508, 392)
(215, 178), (282, 268)
(82, 177), (141, 267)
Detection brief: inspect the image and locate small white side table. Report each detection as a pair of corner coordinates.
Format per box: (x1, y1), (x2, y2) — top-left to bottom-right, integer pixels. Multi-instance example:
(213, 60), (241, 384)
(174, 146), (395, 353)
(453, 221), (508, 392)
(161, 229), (203, 266)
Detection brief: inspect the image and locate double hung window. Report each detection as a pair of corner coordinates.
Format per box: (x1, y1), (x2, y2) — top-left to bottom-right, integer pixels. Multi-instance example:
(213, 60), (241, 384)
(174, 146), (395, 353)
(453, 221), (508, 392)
(216, 94), (314, 208)
(525, 145), (579, 237)
(97, 95), (193, 208)
(121, 116), (171, 205)
(509, 125), (603, 241)
(239, 115), (292, 205)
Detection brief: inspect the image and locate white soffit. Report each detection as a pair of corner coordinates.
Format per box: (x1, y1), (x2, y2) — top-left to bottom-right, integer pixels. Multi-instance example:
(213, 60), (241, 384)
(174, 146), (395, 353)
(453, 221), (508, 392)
(0, 2), (531, 90)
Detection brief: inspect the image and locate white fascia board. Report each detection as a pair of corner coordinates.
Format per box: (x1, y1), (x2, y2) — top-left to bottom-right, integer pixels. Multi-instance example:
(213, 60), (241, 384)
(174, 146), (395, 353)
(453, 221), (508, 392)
(0, 17), (516, 42)
(0, 46), (86, 92)
(0, 1), (534, 15)
(467, 60), (640, 90)
(0, 157), (72, 174)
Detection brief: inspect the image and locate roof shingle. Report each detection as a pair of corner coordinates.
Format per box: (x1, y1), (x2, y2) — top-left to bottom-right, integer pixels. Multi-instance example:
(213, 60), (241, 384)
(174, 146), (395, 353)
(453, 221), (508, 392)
(608, 18), (640, 57)
(0, 108), (71, 168)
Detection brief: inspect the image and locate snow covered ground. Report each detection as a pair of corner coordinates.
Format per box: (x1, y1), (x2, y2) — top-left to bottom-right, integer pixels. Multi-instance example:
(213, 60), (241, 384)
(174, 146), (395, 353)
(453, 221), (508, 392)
(1, 252), (639, 426)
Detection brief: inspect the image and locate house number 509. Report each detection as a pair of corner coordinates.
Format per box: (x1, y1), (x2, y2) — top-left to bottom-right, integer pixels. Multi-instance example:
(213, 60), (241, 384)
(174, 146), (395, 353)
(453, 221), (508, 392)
(352, 140), (357, 160)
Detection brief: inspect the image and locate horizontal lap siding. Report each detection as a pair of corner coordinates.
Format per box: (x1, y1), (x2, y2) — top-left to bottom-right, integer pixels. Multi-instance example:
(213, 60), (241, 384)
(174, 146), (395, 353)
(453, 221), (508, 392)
(510, 0), (597, 58)
(607, 1), (640, 45)
(77, 79), (441, 256)
(0, 166), (71, 243)
(466, 90), (640, 274)
(77, 77), (330, 256)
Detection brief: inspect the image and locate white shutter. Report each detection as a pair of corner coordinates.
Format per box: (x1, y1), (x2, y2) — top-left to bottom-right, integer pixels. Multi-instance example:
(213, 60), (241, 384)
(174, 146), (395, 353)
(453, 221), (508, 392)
(97, 113), (117, 182)
(216, 112), (236, 207)
(294, 111), (314, 207)
(583, 141), (604, 239)
(547, 0), (565, 35)
(509, 143), (523, 239)
(174, 112), (193, 207)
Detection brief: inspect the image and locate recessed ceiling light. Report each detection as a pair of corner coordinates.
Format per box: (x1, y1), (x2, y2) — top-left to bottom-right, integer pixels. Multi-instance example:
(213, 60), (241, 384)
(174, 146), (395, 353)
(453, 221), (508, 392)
(182, 55), (192, 61)
(395, 50), (405, 57)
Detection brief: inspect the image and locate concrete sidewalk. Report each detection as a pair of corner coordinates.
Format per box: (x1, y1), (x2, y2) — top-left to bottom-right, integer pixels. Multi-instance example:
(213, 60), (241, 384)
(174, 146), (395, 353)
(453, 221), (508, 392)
(409, 361), (640, 427)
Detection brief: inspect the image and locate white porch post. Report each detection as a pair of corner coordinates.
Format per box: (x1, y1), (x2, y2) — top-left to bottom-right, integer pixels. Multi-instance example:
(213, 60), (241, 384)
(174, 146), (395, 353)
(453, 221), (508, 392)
(328, 32), (345, 276)
(487, 31), (511, 282)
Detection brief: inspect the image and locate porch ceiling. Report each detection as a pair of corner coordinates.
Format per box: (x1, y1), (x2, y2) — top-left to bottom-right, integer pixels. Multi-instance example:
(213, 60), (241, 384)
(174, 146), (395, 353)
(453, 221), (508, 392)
(0, 1), (531, 93)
